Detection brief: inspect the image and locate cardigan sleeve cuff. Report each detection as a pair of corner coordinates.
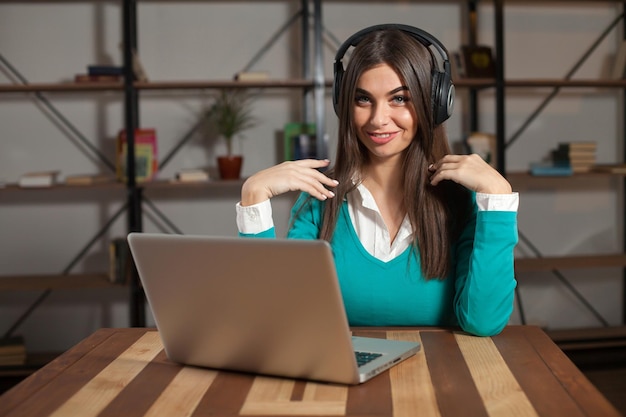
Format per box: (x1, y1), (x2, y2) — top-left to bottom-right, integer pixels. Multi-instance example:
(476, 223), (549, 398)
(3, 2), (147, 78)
(475, 192), (519, 212)
(236, 199), (274, 234)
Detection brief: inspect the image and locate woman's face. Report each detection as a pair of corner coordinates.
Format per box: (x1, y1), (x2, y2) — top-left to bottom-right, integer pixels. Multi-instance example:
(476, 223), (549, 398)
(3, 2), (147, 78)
(353, 63), (417, 163)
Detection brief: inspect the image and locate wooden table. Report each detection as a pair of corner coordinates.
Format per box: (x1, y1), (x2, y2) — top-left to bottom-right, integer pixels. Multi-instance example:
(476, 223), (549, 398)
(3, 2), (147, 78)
(0, 326), (620, 417)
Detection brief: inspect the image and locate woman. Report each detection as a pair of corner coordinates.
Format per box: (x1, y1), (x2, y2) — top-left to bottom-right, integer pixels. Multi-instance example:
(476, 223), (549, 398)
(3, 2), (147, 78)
(236, 25), (519, 336)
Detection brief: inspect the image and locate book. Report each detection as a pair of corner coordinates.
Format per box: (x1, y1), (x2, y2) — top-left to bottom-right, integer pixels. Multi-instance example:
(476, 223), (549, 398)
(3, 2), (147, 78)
(116, 128), (158, 182)
(284, 122), (316, 160)
(450, 51), (465, 80)
(460, 45), (496, 78)
(552, 142), (596, 172)
(529, 162), (573, 176)
(175, 169), (209, 182)
(87, 65), (124, 76)
(234, 71), (269, 81)
(557, 141), (597, 150)
(465, 132), (497, 168)
(0, 335), (27, 366)
(74, 74), (122, 83)
(132, 49), (149, 82)
(65, 174), (116, 186)
(591, 164), (626, 174)
(109, 238), (131, 284)
(611, 40), (626, 79)
(18, 170), (60, 188)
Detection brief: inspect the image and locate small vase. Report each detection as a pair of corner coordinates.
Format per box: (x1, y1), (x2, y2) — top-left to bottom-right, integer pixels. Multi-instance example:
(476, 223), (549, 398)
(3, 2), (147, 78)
(217, 155), (243, 180)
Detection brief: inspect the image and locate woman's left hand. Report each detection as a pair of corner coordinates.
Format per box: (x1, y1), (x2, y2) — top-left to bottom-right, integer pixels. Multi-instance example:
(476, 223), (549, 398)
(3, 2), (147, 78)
(429, 154), (512, 194)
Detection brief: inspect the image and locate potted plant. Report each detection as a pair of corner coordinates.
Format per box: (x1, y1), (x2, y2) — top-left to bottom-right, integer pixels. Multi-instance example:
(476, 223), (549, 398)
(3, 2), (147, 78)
(207, 89), (257, 180)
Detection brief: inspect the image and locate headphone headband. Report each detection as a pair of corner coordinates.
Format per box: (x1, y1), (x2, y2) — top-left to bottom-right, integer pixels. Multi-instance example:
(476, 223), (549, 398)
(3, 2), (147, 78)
(332, 24), (454, 125)
(333, 23), (450, 66)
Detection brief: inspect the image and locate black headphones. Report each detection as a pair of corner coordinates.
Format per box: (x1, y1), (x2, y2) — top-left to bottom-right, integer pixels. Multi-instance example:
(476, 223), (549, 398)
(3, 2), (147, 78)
(332, 23), (455, 126)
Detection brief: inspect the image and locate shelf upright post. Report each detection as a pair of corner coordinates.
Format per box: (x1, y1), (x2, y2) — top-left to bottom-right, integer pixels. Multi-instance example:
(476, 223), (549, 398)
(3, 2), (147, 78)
(122, 0), (145, 327)
(467, 0), (479, 133)
(301, 0), (311, 122)
(622, 1), (626, 326)
(313, 0), (327, 160)
(494, 0), (505, 175)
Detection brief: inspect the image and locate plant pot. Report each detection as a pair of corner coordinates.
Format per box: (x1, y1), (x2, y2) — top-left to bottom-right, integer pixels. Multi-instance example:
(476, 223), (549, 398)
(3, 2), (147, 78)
(217, 155), (243, 180)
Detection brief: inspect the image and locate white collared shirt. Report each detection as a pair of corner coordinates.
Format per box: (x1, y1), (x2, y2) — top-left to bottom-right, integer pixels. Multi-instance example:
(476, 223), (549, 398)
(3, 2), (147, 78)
(236, 187), (519, 262)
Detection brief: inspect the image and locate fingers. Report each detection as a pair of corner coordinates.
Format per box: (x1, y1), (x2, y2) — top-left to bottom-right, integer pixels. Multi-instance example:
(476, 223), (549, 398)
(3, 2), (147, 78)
(241, 159), (339, 205)
(282, 159), (339, 201)
(428, 154), (468, 187)
(429, 154), (512, 194)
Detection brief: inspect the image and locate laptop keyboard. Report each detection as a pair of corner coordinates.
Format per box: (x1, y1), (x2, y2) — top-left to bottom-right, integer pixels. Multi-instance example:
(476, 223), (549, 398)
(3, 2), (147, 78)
(355, 351), (382, 367)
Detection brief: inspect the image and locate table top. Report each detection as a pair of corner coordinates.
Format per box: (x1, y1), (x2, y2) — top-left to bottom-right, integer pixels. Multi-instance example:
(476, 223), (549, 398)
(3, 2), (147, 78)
(0, 325), (620, 417)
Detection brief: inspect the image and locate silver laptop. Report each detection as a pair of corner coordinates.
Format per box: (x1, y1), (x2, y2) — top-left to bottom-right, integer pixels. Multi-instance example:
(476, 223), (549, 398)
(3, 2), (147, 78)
(127, 232), (420, 385)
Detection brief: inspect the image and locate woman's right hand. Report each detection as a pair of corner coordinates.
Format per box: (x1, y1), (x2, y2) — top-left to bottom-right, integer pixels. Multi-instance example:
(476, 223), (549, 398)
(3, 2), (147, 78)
(240, 159), (339, 206)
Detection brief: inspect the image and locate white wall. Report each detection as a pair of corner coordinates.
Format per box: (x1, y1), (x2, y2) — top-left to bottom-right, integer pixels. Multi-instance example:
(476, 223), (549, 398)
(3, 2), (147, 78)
(0, 1), (624, 353)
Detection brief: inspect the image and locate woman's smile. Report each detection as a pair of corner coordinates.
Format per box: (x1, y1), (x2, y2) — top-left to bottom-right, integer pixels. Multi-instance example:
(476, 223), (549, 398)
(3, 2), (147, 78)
(368, 131), (399, 145)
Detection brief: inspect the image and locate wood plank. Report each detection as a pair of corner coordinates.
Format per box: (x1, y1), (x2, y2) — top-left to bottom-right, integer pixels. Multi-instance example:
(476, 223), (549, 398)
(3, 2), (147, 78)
(551, 331), (626, 350)
(492, 327), (588, 417)
(455, 332), (538, 416)
(547, 325), (626, 344)
(240, 375), (347, 416)
(0, 83), (123, 92)
(48, 331), (163, 417)
(97, 350), (180, 417)
(135, 79), (314, 90)
(2, 329), (149, 417)
(387, 331), (440, 417)
(420, 331), (488, 417)
(6, 78), (626, 94)
(0, 274), (120, 291)
(522, 326), (622, 417)
(507, 171), (617, 190)
(195, 372), (255, 417)
(0, 329), (117, 416)
(515, 254), (626, 272)
(346, 368), (392, 417)
(144, 366), (218, 417)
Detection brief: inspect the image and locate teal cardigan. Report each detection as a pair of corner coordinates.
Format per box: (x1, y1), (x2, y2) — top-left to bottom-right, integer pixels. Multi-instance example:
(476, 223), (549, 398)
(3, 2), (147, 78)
(241, 193), (518, 336)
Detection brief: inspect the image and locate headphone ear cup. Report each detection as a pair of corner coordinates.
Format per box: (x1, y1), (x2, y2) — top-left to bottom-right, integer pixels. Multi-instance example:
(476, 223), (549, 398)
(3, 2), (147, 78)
(332, 63), (344, 116)
(431, 70), (454, 125)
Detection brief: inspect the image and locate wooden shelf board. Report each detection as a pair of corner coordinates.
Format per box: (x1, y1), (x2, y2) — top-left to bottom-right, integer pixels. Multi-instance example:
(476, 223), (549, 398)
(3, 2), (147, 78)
(547, 326), (626, 350)
(0, 83), (124, 93)
(515, 254), (626, 272)
(5, 78), (626, 94)
(142, 178), (245, 189)
(1, 181), (125, 192)
(135, 79), (315, 90)
(0, 274), (120, 291)
(1, 179), (246, 193)
(506, 171), (622, 189)
(0, 352), (61, 378)
(505, 79), (626, 88)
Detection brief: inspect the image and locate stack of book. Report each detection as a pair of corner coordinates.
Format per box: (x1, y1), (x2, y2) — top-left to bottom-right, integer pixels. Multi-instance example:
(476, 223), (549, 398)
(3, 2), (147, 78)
(0, 336), (27, 366)
(18, 170), (60, 188)
(551, 142), (597, 173)
(530, 141), (597, 176)
(75, 65), (124, 83)
(109, 238), (131, 285)
(175, 169), (209, 182)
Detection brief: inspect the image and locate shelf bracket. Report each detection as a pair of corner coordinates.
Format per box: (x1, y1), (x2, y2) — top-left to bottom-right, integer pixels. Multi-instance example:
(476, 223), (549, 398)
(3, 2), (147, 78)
(505, 12), (624, 150)
(2, 204), (128, 339)
(517, 231), (610, 327)
(0, 53), (116, 172)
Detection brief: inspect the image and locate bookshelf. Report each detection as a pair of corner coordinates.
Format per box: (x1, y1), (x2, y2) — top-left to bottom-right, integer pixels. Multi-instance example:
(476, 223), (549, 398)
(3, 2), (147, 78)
(484, 1), (626, 339)
(1, 0), (625, 353)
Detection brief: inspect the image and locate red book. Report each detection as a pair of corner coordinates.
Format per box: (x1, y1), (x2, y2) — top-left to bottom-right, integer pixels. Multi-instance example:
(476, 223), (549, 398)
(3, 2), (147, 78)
(116, 128), (158, 182)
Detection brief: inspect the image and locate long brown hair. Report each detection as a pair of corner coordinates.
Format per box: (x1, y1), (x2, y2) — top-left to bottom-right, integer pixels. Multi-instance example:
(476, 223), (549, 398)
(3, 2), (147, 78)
(314, 28), (471, 279)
